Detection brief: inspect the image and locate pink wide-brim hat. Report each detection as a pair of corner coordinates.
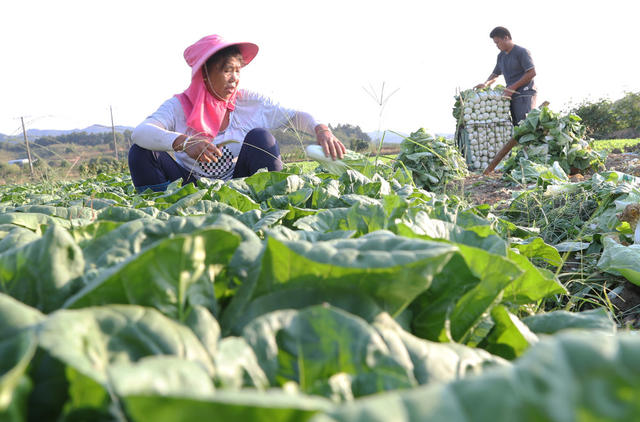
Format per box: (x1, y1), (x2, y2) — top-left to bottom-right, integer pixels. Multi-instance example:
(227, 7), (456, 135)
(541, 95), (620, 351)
(184, 34), (259, 78)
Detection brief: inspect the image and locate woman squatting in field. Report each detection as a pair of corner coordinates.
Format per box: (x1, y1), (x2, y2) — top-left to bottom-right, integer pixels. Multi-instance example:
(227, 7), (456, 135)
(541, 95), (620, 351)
(128, 34), (345, 192)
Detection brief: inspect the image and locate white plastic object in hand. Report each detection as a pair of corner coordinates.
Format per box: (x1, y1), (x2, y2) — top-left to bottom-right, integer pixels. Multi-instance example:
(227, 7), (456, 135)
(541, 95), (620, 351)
(305, 144), (348, 173)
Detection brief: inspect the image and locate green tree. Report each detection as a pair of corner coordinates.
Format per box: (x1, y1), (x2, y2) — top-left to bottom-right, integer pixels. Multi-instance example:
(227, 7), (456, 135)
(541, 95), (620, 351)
(330, 124), (371, 151)
(331, 124), (370, 142)
(571, 91), (640, 139)
(349, 138), (370, 152)
(570, 98), (620, 139)
(109, 133), (125, 151)
(123, 129), (133, 148)
(612, 91), (640, 131)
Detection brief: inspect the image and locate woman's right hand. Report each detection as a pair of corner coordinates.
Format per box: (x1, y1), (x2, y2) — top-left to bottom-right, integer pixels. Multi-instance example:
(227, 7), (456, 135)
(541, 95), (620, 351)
(172, 135), (223, 162)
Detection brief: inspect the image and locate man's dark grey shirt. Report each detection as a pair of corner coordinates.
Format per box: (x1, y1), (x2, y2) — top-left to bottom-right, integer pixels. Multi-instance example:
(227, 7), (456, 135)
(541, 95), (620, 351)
(492, 45), (536, 97)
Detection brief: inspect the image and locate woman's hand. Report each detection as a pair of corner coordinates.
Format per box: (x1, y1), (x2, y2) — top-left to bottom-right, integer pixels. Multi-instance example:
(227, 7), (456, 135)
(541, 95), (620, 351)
(314, 125), (346, 160)
(173, 135), (223, 162)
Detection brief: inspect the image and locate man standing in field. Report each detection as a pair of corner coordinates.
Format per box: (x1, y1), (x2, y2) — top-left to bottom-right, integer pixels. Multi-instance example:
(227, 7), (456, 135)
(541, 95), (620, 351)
(475, 26), (537, 126)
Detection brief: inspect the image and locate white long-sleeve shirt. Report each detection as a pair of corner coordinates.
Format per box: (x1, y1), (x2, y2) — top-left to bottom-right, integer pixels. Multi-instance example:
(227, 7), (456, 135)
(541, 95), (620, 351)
(131, 89), (321, 180)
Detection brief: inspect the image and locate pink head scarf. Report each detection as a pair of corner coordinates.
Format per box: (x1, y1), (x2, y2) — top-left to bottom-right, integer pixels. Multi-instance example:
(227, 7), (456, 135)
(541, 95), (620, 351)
(175, 35), (258, 139)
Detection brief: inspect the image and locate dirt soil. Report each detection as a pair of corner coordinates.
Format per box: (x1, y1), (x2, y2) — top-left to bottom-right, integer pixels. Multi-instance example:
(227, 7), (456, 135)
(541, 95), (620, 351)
(462, 172), (517, 208)
(610, 282), (640, 329)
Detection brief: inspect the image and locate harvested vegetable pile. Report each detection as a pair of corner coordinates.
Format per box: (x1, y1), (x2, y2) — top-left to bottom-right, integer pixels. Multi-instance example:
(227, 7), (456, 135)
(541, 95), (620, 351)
(503, 106), (606, 177)
(453, 87), (513, 171)
(394, 128), (467, 192)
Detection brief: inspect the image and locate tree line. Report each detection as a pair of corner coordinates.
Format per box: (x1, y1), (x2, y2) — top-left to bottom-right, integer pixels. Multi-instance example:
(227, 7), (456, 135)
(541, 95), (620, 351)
(570, 91), (640, 139)
(0, 130), (132, 155)
(273, 123), (371, 152)
(1, 124), (371, 153)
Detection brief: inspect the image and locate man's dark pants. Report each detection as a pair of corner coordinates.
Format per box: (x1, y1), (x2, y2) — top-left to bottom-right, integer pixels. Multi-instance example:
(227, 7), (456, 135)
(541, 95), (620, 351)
(511, 94), (537, 126)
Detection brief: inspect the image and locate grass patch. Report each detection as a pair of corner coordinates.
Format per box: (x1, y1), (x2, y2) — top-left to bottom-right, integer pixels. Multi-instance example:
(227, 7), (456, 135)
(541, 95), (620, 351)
(592, 138), (640, 152)
(284, 154), (397, 174)
(283, 160), (319, 173)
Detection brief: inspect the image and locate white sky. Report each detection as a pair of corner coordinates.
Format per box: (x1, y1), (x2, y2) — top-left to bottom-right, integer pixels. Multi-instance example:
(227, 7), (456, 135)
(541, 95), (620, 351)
(1, 0), (639, 137)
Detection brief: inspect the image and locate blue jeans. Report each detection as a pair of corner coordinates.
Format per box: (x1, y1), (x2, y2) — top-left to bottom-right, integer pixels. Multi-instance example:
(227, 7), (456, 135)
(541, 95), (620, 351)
(128, 128), (283, 192)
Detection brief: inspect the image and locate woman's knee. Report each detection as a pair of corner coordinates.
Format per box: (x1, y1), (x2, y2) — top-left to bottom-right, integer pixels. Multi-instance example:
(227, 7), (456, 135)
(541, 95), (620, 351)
(128, 144), (161, 182)
(128, 143), (153, 164)
(245, 128), (277, 148)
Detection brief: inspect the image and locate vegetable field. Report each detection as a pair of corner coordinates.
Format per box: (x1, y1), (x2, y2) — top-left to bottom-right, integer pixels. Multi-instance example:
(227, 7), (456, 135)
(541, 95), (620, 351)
(1, 147), (640, 421)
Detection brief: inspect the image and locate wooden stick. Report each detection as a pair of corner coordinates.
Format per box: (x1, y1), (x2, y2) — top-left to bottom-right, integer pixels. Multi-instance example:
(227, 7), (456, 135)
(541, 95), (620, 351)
(110, 105), (118, 161)
(483, 137), (518, 175)
(20, 117), (35, 176)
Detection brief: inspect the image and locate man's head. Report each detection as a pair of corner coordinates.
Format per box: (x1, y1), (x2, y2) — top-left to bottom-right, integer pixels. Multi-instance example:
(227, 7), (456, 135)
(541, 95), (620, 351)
(490, 26), (513, 52)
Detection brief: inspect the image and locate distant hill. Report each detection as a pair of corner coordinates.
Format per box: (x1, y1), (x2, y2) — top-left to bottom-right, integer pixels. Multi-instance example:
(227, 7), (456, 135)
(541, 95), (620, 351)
(367, 131), (408, 144)
(0, 124), (134, 140)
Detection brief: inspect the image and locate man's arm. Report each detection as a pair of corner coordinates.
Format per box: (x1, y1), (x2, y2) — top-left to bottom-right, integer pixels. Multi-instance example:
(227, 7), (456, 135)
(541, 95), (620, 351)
(475, 73), (499, 89)
(503, 68), (536, 98)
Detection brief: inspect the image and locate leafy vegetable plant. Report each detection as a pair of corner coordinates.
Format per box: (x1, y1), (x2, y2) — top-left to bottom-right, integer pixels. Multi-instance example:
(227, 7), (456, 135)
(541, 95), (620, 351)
(394, 128), (468, 192)
(0, 161), (636, 421)
(503, 106), (606, 175)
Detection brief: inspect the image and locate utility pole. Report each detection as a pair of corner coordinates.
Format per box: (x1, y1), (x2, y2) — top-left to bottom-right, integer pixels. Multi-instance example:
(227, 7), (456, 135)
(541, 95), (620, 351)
(110, 105), (118, 160)
(20, 117), (35, 176)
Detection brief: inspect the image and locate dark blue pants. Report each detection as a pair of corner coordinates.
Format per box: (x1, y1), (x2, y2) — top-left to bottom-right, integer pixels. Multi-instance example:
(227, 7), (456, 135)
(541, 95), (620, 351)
(128, 128), (283, 192)
(511, 93), (537, 126)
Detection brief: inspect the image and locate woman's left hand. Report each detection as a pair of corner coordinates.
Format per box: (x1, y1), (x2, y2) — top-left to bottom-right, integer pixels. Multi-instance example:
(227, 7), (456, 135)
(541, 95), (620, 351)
(315, 125), (346, 160)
